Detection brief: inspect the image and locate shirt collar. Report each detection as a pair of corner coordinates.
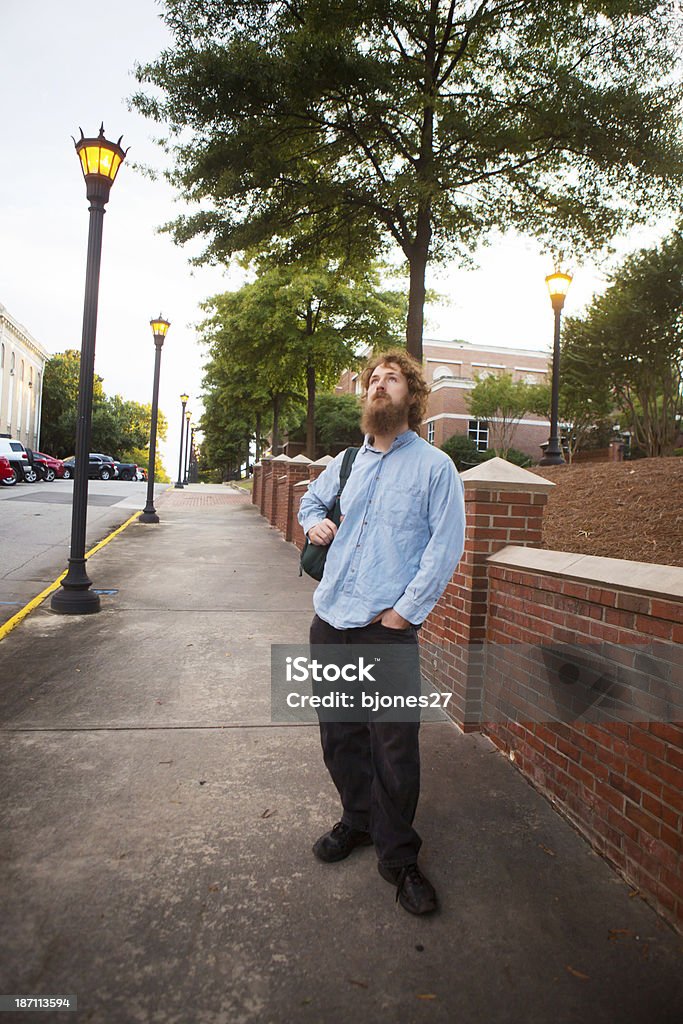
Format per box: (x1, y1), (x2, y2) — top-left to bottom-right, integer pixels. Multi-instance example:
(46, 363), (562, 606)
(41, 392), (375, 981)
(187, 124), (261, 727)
(361, 429), (418, 454)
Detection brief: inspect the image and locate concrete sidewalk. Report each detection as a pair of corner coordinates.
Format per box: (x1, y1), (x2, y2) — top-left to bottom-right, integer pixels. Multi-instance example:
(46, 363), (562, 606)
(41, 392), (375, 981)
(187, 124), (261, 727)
(1, 486), (681, 1024)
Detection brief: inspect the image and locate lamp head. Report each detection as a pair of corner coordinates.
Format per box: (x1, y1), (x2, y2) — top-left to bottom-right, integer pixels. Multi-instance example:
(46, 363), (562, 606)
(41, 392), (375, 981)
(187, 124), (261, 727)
(545, 270), (573, 312)
(180, 393), (189, 405)
(73, 125), (127, 203)
(186, 411), (191, 421)
(150, 315), (171, 341)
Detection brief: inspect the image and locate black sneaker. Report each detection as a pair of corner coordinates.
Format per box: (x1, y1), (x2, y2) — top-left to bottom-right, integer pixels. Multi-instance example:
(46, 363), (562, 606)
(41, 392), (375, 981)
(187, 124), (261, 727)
(378, 862), (437, 915)
(313, 822), (373, 862)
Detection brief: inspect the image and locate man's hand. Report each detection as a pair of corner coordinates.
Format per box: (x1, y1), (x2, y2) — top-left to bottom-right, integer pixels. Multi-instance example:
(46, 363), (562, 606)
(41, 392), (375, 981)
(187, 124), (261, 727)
(372, 608), (411, 630)
(307, 518), (338, 547)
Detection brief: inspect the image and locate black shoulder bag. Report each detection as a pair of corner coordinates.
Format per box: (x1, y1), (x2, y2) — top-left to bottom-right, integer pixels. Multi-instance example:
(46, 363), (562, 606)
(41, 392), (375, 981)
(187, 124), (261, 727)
(299, 447), (359, 580)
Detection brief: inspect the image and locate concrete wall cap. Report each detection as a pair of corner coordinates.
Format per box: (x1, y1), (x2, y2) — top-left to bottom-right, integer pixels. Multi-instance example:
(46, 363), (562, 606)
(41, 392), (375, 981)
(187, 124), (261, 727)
(461, 456), (555, 492)
(293, 480), (309, 489)
(271, 454), (292, 462)
(488, 545), (683, 601)
(290, 454), (313, 463)
(314, 455), (335, 465)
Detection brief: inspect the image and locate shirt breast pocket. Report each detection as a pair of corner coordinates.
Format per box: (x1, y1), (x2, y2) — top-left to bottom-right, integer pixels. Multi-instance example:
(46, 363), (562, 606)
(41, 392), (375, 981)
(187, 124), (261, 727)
(379, 484), (425, 532)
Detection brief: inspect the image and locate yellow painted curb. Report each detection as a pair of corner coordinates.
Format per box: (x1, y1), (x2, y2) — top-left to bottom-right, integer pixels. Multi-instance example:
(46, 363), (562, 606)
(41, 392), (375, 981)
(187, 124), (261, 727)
(0, 509), (143, 642)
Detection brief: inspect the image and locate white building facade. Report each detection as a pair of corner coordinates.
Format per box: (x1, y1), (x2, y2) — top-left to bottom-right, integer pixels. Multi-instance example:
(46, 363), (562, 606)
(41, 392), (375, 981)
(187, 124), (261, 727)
(0, 303), (50, 450)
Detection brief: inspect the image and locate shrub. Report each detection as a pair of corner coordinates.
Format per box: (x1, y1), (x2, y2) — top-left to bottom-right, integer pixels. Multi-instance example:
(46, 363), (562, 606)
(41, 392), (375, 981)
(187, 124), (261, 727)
(440, 434), (481, 470)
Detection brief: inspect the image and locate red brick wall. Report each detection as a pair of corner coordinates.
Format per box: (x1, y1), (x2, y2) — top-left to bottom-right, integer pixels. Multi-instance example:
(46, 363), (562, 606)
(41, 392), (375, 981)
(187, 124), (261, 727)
(421, 477), (549, 730)
(482, 560), (683, 933)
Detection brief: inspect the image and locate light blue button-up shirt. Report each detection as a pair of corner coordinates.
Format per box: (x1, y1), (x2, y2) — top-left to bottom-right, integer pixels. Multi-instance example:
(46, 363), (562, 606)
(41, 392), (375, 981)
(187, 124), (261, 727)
(298, 430), (466, 629)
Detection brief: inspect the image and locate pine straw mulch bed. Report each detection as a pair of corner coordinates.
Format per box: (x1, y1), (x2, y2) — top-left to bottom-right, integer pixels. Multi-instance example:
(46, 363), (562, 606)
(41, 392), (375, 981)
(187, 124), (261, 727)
(529, 457), (683, 568)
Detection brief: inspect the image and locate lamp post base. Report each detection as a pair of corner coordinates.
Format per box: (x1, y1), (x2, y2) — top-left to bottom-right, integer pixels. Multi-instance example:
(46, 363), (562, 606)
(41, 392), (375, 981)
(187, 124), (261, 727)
(174, 482), (184, 489)
(539, 449), (566, 466)
(139, 509), (160, 524)
(51, 558), (101, 615)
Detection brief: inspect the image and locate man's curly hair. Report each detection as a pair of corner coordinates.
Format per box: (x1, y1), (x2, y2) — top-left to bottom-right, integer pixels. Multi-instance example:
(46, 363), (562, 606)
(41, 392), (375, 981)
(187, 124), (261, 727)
(360, 349), (430, 431)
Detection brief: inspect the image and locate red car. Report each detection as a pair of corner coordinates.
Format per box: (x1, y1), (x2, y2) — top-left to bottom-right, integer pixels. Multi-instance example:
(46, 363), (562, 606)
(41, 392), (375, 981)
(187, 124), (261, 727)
(33, 452), (66, 481)
(0, 455), (18, 486)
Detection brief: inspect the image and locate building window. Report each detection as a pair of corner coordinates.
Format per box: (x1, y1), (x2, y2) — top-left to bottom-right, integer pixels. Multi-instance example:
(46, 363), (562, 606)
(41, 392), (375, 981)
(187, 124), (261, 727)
(468, 420), (489, 451)
(432, 365), (452, 381)
(427, 421), (435, 445)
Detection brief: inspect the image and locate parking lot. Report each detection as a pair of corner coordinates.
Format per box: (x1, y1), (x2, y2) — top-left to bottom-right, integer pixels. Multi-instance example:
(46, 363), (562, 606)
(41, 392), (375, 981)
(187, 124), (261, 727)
(0, 478), (169, 626)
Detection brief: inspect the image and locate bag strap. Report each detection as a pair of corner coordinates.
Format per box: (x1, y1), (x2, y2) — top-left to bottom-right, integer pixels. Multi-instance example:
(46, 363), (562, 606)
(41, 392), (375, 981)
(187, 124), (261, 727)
(336, 446), (359, 499)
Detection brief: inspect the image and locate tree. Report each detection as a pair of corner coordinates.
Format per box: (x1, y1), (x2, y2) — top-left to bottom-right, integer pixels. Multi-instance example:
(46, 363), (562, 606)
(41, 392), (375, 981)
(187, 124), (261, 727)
(562, 228), (683, 457)
(466, 372), (535, 457)
(41, 350), (105, 456)
(199, 260), (404, 458)
(134, 0), (683, 359)
(288, 392), (364, 454)
(39, 350), (167, 463)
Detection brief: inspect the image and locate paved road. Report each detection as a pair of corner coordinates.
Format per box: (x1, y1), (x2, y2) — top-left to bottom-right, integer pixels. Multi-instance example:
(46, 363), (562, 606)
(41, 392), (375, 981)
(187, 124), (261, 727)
(0, 478), (169, 625)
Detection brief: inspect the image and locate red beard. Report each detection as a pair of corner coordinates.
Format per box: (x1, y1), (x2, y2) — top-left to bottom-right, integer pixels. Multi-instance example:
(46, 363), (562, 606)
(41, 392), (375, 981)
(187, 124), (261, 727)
(361, 393), (411, 437)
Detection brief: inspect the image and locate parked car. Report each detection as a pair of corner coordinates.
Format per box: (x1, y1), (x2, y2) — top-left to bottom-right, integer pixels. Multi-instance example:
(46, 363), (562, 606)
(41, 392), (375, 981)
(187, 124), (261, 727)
(62, 454), (118, 480)
(0, 438), (31, 481)
(112, 461), (138, 481)
(0, 455), (18, 486)
(33, 451), (65, 482)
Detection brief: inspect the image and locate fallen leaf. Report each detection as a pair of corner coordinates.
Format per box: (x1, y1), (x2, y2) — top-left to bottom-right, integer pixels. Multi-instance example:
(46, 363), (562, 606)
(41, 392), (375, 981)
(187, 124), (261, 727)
(199, 780), (207, 786)
(347, 979), (369, 989)
(261, 808), (276, 818)
(608, 928), (635, 942)
(538, 843), (556, 857)
(416, 994), (437, 1000)
(565, 966), (589, 980)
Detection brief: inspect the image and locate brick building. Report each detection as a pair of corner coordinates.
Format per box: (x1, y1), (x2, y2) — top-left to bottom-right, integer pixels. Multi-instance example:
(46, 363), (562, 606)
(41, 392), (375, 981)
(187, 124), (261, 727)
(336, 338), (551, 459)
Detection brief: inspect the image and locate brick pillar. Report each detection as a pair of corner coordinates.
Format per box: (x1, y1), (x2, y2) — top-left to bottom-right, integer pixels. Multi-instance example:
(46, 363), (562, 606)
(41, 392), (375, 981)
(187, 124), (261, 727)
(421, 457), (554, 731)
(609, 441), (625, 462)
(252, 462), (262, 507)
(267, 455), (291, 526)
(291, 481), (309, 550)
(259, 458), (273, 517)
(287, 455), (335, 549)
(282, 456), (312, 540)
(308, 454), (334, 482)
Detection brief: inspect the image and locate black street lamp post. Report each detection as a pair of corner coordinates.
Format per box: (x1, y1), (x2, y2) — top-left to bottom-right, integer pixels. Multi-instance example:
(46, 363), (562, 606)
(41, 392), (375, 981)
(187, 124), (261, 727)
(175, 394), (189, 488)
(140, 316), (170, 524)
(52, 126), (127, 615)
(183, 411), (191, 485)
(189, 427), (197, 482)
(539, 270), (572, 467)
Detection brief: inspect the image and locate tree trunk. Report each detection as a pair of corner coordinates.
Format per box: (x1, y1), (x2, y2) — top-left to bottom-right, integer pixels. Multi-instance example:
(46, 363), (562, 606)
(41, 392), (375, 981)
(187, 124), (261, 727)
(306, 359), (316, 460)
(271, 393), (281, 454)
(255, 411), (262, 463)
(406, 228), (429, 363)
(405, 6), (436, 364)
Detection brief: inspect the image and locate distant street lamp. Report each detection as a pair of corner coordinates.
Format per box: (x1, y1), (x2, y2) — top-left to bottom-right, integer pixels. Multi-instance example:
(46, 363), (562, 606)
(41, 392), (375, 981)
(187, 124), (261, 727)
(189, 426), (197, 482)
(52, 125), (127, 615)
(183, 411), (192, 485)
(539, 270), (572, 467)
(175, 394), (189, 488)
(140, 316), (170, 524)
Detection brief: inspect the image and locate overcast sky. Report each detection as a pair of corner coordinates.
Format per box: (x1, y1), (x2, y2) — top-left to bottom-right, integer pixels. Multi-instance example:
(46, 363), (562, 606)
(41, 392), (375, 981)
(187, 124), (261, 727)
(0, 0), (674, 466)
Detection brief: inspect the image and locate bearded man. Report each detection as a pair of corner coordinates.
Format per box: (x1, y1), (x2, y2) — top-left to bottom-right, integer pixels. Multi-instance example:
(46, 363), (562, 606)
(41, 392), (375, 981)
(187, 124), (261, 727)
(298, 349), (465, 915)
